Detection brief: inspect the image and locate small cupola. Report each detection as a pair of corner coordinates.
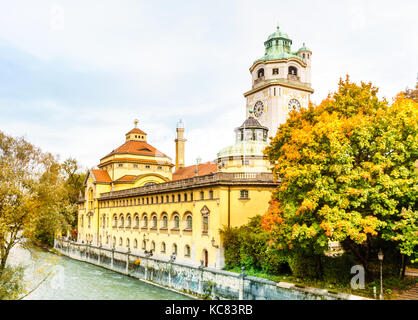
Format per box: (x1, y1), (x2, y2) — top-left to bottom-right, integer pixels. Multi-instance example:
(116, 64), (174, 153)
(125, 119), (147, 142)
(235, 110), (269, 142)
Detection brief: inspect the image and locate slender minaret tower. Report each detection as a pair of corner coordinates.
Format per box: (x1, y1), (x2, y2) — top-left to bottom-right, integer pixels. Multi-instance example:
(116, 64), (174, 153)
(175, 119), (186, 171)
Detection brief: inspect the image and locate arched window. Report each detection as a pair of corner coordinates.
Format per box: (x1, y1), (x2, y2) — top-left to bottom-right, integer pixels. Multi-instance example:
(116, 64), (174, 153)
(134, 239), (138, 248)
(288, 66), (298, 76)
(161, 242), (166, 253)
(142, 240), (146, 250)
(172, 243), (178, 255)
(80, 215), (84, 228)
(143, 215), (148, 228)
(202, 215), (209, 234)
(152, 215), (157, 228)
(257, 68), (264, 78)
(151, 241), (156, 252)
(162, 215), (168, 228)
(185, 245), (191, 257)
(88, 216), (91, 228)
(113, 215), (117, 227)
(126, 238), (130, 248)
(119, 237), (123, 246)
(119, 215), (124, 228)
(174, 215), (180, 229)
(134, 215), (139, 228)
(186, 215), (192, 230)
(113, 237), (116, 246)
(126, 215), (132, 228)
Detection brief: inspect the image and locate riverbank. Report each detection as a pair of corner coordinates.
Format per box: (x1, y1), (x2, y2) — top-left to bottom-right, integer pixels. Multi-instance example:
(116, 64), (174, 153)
(54, 239), (370, 300)
(7, 244), (192, 300)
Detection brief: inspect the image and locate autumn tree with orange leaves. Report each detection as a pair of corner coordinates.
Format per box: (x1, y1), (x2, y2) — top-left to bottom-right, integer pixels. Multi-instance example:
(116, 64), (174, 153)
(263, 76), (417, 279)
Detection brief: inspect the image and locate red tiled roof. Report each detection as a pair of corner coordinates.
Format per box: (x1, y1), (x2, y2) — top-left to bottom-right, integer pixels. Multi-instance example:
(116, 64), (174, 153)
(91, 169), (112, 182)
(101, 140), (169, 160)
(172, 162), (218, 181)
(115, 175), (137, 182)
(99, 157), (173, 167)
(126, 128), (146, 135)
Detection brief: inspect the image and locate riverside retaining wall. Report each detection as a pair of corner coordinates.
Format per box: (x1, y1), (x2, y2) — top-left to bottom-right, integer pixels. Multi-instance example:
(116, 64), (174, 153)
(54, 239), (368, 300)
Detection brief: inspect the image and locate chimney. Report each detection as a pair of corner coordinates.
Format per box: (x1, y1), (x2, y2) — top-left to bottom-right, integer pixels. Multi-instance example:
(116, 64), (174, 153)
(175, 119), (186, 171)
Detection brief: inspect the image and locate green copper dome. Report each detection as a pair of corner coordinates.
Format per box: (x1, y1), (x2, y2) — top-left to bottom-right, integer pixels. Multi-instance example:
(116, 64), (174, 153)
(267, 26), (291, 41)
(217, 140), (269, 159)
(297, 42), (311, 53)
(254, 26), (304, 64)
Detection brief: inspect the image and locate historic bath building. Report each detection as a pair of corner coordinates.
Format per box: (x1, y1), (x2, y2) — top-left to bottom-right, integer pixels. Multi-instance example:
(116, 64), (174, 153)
(76, 26), (313, 269)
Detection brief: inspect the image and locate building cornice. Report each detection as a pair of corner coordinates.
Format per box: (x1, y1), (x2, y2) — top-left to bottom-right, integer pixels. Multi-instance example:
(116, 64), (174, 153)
(99, 172), (278, 200)
(244, 79), (314, 97)
(249, 58), (307, 73)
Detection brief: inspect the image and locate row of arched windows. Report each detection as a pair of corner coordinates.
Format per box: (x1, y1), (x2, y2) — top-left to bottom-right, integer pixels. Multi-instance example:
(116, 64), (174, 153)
(98, 235), (192, 257)
(257, 66), (298, 78)
(102, 212), (193, 231)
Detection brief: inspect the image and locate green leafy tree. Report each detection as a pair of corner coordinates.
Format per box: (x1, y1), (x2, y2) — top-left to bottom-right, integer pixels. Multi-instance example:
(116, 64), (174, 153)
(0, 131), (74, 297)
(262, 76), (418, 280)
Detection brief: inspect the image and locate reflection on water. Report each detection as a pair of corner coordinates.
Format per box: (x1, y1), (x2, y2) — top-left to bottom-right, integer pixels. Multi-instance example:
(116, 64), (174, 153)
(8, 245), (191, 300)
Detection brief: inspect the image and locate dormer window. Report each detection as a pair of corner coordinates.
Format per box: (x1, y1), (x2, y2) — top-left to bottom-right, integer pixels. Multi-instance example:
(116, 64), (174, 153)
(257, 68), (264, 78)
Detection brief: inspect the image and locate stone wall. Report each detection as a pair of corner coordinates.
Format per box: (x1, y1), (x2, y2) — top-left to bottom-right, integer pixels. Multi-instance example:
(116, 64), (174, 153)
(54, 239), (368, 300)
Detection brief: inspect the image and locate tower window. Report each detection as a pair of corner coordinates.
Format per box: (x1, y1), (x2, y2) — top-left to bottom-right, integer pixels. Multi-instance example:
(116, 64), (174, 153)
(118, 164), (123, 167)
(145, 165), (150, 169)
(133, 164), (138, 168)
(272, 68), (279, 75)
(257, 68), (264, 78)
(288, 66), (298, 76)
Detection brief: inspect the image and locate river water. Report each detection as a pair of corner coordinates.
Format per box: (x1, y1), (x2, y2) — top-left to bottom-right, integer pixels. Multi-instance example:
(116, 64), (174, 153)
(8, 245), (191, 300)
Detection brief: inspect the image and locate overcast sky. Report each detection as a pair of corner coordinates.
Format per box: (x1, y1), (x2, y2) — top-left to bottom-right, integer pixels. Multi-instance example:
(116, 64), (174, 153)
(0, 0), (417, 170)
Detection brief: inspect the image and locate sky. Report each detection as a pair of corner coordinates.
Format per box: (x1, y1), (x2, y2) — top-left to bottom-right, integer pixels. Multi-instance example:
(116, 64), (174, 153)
(0, 0), (417, 170)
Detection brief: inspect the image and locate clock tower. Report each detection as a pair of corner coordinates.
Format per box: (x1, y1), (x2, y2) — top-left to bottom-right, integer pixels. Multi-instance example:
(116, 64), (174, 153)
(244, 25), (314, 138)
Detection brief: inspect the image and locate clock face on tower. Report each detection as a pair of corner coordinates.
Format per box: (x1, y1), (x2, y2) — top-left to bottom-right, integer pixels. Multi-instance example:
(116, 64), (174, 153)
(288, 98), (301, 111)
(253, 101), (264, 117)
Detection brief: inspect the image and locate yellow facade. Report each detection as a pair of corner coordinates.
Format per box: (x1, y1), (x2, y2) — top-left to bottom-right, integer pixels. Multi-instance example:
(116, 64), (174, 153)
(77, 122), (276, 269)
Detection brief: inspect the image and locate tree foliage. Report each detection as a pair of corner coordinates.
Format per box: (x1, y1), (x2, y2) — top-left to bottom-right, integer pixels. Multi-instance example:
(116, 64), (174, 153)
(0, 131), (77, 278)
(262, 76), (418, 277)
(220, 216), (289, 274)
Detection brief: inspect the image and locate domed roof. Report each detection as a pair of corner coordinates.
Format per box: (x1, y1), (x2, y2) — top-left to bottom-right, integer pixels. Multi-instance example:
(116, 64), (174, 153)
(254, 25), (304, 64)
(238, 114), (268, 130)
(267, 26), (291, 41)
(217, 140), (269, 159)
(297, 43), (311, 53)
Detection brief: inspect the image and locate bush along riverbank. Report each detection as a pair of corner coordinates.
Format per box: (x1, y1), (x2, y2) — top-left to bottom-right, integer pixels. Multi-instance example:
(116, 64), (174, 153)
(221, 216), (418, 300)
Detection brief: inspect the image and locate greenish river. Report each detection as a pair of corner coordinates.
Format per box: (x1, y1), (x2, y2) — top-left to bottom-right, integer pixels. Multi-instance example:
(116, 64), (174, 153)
(8, 245), (191, 300)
